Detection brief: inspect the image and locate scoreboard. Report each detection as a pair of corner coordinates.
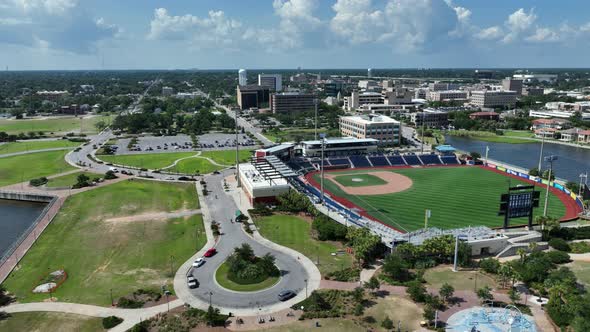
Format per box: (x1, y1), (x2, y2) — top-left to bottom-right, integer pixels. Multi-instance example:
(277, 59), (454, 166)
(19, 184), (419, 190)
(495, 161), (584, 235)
(499, 185), (540, 228)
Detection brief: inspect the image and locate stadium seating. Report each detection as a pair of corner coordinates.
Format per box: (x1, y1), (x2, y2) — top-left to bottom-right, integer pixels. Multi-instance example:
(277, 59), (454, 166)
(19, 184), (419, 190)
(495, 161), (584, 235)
(387, 155), (407, 166)
(418, 154), (442, 165)
(403, 155), (423, 166)
(329, 158), (352, 167)
(349, 155), (371, 168)
(440, 155), (460, 165)
(368, 156), (390, 167)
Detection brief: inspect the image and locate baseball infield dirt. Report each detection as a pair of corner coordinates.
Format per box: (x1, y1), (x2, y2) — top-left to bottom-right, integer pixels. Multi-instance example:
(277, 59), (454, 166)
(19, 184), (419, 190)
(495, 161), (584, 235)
(325, 171), (413, 195)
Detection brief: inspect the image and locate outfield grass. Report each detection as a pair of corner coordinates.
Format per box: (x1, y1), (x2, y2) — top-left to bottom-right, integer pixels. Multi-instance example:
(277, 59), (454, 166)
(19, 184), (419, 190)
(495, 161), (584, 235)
(447, 130), (533, 144)
(201, 149), (252, 165)
(0, 140), (81, 155)
(46, 171), (103, 188)
(0, 115), (113, 135)
(569, 261), (590, 287)
(334, 174), (387, 187)
(1, 180), (205, 306)
(316, 167), (567, 231)
(0, 312), (104, 332)
(174, 157), (224, 174)
(99, 152), (196, 169)
(215, 262), (279, 292)
(0, 150), (75, 187)
(424, 266), (497, 291)
(254, 214), (353, 275)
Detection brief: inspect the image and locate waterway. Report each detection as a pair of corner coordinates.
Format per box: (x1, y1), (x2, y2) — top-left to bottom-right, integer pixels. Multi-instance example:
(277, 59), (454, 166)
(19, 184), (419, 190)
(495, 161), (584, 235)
(0, 199), (46, 259)
(445, 136), (590, 182)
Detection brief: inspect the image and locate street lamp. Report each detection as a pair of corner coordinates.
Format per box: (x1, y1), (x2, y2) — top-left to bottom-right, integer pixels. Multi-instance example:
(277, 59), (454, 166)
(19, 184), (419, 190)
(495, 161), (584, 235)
(304, 279), (308, 298)
(538, 131), (546, 172)
(208, 291), (213, 307)
(543, 155), (558, 216)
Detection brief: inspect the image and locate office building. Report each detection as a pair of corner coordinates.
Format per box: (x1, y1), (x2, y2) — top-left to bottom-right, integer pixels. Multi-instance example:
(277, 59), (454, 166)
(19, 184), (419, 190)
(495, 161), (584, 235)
(383, 88), (413, 105)
(501, 77), (523, 95)
(429, 82), (459, 91)
(522, 87), (544, 96)
(470, 90), (517, 109)
(474, 70), (493, 79)
(300, 137), (379, 157)
(427, 90), (468, 102)
(258, 74), (282, 91)
(270, 93), (316, 114)
(339, 114), (401, 146)
(162, 86), (174, 96)
(238, 69), (247, 86)
(237, 85), (270, 110)
(343, 91), (383, 111)
(411, 110), (449, 128)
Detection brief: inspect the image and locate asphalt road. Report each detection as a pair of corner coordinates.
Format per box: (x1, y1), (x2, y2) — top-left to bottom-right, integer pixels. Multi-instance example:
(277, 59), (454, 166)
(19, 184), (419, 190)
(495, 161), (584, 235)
(186, 171), (309, 309)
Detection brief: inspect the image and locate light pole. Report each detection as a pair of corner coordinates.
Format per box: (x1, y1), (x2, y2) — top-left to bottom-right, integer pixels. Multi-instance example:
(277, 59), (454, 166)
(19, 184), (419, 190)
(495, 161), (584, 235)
(314, 98), (318, 141)
(304, 279), (308, 298)
(208, 291), (213, 307)
(538, 132), (546, 172)
(543, 155), (558, 216)
(484, 145), (489, 166)
(453, 234), (466, 272)
(320, 135), (326, 204)
(420, 114), (425, 154)
(235, 107), (241, 188)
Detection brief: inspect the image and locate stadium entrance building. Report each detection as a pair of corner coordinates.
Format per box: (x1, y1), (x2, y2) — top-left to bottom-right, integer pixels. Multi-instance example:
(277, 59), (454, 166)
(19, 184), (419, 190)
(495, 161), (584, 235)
(239, 163), (290, 205)
(300, 137), (379, 157)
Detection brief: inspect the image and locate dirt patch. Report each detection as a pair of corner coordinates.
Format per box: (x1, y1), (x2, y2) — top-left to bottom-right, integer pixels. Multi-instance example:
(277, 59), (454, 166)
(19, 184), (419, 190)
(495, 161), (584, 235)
(104, 209), (201, 224)
(325, 171), (413, 195)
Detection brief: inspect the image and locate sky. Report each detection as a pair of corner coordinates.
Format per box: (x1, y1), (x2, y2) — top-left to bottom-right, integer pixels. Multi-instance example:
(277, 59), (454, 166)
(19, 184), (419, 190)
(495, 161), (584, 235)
(1, 0), (590, 70)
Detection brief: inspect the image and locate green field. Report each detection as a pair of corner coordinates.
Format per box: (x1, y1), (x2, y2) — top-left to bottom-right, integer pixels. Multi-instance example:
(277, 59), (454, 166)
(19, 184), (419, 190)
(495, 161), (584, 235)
(254, 214), (353, 275)
(447, 130), (533, 144)
(1, 180), (205, 306)
(503, 130), (535, 138)
(334, 174), (387, 187)
(569, 261), (590, 287)
(316, 167), (567, 231)
(174, 157), (224, 174)
(0, 115), (113, 135)
(99, 152), (196, 169)
(200, 149), (252, 165)
(423, 266), (497, 291)
(0, 140), (81, 155)
(215, 262), (279, 292)
(0, 312), (104, 332)
(0, 150), (75, 187)
(46, 171), (103, 188)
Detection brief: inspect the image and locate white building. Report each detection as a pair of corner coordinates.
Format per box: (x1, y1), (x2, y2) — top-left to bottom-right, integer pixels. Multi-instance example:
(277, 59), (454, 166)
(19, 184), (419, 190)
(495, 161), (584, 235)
(513, 74), (558, 83)
(343, 91), (383, 111)
(162, 86), (174, 96)
(383, 88), (413, 105)
(238, 69), (247, 86)
(239, 163), (290, 205)
(258, 74), (282, 91)
(339, 114), (401, 146)
(427, 90), (468, 102)
(300, 137), (379, 157)
(470, 90), (517, 108)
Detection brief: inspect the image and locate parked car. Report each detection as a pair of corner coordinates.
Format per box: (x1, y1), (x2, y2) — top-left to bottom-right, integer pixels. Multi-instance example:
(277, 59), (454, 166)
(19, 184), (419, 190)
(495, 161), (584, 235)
(278, 290), (296, 301)
(204, 248), (217, 257)
(187, 276), (199, 289)
(192, 258), (205, 268)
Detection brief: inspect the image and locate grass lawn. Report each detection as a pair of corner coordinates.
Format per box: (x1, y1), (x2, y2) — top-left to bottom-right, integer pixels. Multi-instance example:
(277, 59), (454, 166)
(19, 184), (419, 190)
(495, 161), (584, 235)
(259, 318), (365, 332)
(174, 157), (224, 174)
(1, 180), (205, 306)
(0, 150), (75, 187)
(99, 152), (197, 169)
(447, 130), (533, 144)
(254, 214), (353, 275)
(503, 130), (535, 138)
(424, 266), (497, 291)
(46, 171), (103, 188)
(0, 115), (113, 135)
(200, 149), (252, 165)
(316, 167), (567, 231)
(334, 174), (387, 187)
(569, 261), (590, 287)
(215, 262), (279, 292)
(364, 295), (423, 331)
(0, 312), (104, 332)
(0, 140), (81, 155)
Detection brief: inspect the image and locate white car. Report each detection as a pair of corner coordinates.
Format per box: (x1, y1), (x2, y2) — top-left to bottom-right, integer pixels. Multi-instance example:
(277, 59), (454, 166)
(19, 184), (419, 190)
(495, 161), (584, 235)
(192, 258), (205, 268)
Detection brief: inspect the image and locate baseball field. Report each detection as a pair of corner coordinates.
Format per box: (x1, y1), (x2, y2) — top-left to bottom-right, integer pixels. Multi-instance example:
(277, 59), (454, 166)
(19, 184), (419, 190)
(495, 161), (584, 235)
(309, 166), (573, 232)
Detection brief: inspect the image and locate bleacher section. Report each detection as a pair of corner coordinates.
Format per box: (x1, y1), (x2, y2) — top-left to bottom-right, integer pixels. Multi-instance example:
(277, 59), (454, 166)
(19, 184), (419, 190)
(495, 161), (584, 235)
(329, 158), (352, 167)
(387, 155), (407, 166)
(440, 155), (459, 165)
(403, 155), (423, 166)
(418, 154), (442, 165)
(349, 155), (371, 168)
(368, 156), (390, 167)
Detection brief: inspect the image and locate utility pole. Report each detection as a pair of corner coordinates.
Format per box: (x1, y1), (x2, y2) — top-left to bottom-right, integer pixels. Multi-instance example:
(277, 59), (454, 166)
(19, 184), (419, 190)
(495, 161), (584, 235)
(484, 145), (489, 166)
(579, 172), (588, 198)
(314, 98), (318, 141)
(235, 107), (241, 188)
(537, 132), (546, 173)
(543, 155), (558, 216)
(420, 114), (425, 154)
(320, 135), (326, 204)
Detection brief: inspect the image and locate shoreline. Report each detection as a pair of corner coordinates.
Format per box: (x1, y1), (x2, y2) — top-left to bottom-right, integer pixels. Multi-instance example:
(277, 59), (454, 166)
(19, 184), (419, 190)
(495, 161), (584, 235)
(446, 132), (590, 150)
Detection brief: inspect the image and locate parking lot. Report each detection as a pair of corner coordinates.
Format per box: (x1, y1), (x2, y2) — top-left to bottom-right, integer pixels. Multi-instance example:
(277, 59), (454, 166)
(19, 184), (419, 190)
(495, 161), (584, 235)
(109, 133), (257, 155)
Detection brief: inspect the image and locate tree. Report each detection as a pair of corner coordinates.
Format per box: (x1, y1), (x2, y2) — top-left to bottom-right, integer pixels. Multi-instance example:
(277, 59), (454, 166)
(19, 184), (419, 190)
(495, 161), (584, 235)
(95, 120), (108, 131)
(364, 276), (380, 295)
(479, 258), (501, 274)
(477, 286), (493, 303)
(423, 304), (436, 325)
(381, 316), (394, 329)
(406, 280), (427, 303)
(346, 227), (382, 267)
(528, 167), (540, 177)
(469, 151), (481, 160)
(0, 285), (12, 306)
(439, 283), (454, 304)
(352, 286), (364, 303)
(382, 252), (411, 282)
(508, 287), (520, 304)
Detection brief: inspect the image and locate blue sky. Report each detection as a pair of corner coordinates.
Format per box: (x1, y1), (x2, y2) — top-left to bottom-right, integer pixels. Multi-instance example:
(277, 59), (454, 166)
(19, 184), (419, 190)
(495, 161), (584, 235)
(1, 0), (590, 70)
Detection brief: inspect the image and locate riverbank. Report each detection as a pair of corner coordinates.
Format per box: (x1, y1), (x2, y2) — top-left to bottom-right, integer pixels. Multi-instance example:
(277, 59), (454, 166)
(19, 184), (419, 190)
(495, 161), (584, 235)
(446, 130), (590, 149)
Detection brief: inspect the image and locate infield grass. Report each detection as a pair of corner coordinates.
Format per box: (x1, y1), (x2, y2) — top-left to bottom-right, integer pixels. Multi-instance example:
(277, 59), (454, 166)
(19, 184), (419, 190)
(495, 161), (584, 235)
(0, 140), (81, 155)
(333, 174), (387, 187)
(0, 312), (104, 332)
(316, 166), (567, 231)
(254, 214), (353, 275)
(0, 150), (75, 186)
(1, 180), (205, 306)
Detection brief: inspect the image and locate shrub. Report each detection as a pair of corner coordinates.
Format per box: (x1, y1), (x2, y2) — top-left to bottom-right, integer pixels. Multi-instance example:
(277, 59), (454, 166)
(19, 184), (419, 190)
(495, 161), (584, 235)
(546, 251), (571, 264)
(381, 316), (394, 329)
(104, 170), (118, 180)
(117, 297), (144, 308)
(353, 303), (364, 316)
(406, 280), (427, 303)
(312, 215), (347, 241)
(102, 316), (123, 329)
(548, 238), (571, 252)
(29, 177), (48, 187)
(325, 267), (360, 282)
(570, 241), (590, 253)
(479, 258), (501, 274)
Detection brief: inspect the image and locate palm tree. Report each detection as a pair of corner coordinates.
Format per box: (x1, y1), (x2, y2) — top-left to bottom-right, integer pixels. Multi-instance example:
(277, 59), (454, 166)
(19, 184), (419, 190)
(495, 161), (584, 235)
(528, 242), (539, 252)
(517, 248), (527, 263)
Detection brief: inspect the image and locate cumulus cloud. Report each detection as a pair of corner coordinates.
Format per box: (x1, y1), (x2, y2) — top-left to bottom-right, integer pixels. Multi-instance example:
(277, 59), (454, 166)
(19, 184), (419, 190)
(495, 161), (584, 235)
(475, 26), (504, 40)
(502, 8), (536, 43)
(0, 0), (119, 53)
(526, 27), (559, 42)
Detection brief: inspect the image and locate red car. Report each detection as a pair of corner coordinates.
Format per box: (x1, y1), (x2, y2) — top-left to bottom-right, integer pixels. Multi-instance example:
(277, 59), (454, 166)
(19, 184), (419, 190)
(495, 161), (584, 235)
(204, 248), (217, 257)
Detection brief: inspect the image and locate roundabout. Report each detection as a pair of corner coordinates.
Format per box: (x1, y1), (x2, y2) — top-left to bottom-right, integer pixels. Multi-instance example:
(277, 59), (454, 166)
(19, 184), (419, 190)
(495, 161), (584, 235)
(214, 261), (280, 293)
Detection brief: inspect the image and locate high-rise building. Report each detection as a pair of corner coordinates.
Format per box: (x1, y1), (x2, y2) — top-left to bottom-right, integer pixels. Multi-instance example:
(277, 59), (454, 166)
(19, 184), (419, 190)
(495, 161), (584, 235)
(470, 90), (517, 109)
(258, 74), (282, 91)
(270, 93), (316, 114)
(238, 69), (247, 86)
(501, 77), (523, 95)
(236, 85), (270, 110)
